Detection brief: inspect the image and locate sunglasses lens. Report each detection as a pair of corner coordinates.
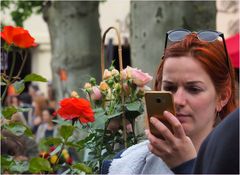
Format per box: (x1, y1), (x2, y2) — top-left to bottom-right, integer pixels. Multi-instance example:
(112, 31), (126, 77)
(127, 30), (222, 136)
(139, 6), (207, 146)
(198, 31), (219, 42)
(168, 30), (190, 41)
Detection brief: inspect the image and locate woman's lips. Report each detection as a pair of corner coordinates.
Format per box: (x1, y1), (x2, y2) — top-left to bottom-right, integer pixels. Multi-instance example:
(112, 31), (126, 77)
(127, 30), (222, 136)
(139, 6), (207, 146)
(176, 114), (191, 123)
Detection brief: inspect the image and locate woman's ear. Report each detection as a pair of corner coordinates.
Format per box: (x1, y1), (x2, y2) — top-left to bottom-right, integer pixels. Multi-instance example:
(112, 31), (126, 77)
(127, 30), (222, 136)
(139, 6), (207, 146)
(216, 86), (231, 112)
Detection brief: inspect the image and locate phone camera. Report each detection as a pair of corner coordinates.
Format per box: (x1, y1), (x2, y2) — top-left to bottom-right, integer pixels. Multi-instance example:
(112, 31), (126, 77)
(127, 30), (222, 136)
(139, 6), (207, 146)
(156, 98), (162, 103)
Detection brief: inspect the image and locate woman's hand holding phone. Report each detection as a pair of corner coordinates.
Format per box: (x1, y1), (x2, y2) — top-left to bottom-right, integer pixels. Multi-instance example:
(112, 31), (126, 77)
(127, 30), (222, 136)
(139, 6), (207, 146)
(145, 111), (197, 168)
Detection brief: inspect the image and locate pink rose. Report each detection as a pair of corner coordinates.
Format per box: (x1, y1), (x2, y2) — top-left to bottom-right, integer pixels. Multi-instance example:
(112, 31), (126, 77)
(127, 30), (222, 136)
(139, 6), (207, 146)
(130, 67), (153, 86)
(90, 86), (102, 100)
(121, 66), (132, 80)
(103, 69), (112, 80)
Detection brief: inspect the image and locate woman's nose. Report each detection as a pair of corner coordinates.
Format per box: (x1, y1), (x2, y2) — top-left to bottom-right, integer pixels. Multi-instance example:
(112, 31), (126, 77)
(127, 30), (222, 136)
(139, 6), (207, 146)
(173, 88), (187, 107)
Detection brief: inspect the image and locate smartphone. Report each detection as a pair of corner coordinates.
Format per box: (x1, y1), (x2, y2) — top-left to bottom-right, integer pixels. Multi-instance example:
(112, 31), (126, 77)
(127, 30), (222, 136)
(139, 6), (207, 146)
(144, 91), (176, 139)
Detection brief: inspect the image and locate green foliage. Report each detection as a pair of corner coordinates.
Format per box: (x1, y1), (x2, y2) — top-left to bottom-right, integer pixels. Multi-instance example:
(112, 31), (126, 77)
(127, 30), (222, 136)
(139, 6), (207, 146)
(12, 80), (25, 94)
(125, 101), (143, 112)
(43, 137), (63, 146)
(1, 155), (13, 173)
(11, 74), (47, 94)
(1, 0), (44, 26)
(59, 125), (75, 141)
(3, 122), (33, 137)
(29, 157), (52, 173)
(9, 160), (29, 173)
(24, 73), (47, 82)
(1, 106), (18, 119)
(1, 155), (29, 173)
(72, 163), (92, 174)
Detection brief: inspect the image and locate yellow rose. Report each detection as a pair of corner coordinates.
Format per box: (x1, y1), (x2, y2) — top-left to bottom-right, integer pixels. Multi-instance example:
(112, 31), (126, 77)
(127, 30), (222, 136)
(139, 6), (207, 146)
(71, 91), (79, 98)
(99, 81), (109, 91)
(84, 82), (92, 89)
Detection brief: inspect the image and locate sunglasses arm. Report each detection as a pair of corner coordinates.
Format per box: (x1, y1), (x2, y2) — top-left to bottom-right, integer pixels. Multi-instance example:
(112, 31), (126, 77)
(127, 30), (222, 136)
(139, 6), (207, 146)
(221, 34), (231, 68)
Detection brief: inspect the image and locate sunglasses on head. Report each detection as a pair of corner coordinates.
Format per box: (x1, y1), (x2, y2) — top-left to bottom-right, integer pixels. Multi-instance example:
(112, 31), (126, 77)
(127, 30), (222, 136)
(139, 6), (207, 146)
(163, 29), (230, 69)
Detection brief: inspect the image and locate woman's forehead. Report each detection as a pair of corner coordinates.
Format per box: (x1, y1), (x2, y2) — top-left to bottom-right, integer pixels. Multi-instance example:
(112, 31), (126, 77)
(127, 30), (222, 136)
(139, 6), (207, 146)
(162, 56), (212, 84)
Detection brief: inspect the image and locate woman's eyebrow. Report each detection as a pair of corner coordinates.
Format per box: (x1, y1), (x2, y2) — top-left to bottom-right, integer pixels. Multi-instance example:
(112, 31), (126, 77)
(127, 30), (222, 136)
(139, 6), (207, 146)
(162, 80), (174, 84)
(186, 81), (204, 85)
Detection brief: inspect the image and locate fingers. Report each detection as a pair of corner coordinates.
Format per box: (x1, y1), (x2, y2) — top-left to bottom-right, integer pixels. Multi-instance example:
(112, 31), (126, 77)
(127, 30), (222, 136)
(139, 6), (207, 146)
(145, 129), (171, 157)
(163, 111), (186, 138)
(149, 117), (174, 141)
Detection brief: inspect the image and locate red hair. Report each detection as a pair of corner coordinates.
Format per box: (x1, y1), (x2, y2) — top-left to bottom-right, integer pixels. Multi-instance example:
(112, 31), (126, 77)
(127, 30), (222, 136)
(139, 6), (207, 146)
(155, 33), (236, 119)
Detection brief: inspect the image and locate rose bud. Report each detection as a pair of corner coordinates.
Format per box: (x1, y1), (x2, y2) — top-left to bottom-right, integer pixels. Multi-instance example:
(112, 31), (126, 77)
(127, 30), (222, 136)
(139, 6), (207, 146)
(71, 91), (79, 98)
(90, 86), (102, 100)
(111, 69), (119, 76)
(84, 82), (92, 89)
(103, 69), (112, 80)
(99, 81), (109, 91)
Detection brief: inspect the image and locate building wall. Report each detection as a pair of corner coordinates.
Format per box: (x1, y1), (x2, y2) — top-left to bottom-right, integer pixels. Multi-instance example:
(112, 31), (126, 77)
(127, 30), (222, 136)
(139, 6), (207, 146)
(216, 0), (239, 37)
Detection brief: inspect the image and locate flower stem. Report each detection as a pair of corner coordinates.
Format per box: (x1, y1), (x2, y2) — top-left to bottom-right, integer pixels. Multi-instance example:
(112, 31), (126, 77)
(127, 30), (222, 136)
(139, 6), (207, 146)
(86, 123), (94, 133)
(16, 49), (27, 78)
(120, 85), (127, 148)
(1, 51), (16, 103)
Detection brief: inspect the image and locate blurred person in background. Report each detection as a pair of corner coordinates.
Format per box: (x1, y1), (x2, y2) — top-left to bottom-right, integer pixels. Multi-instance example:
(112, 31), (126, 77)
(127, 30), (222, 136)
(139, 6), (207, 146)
(18, 92), (34, 126)
(47, 81), (57, 109)
(35, 107), (58, 143)
(28, 83), (41, 100)
(31, 95), (48, 134)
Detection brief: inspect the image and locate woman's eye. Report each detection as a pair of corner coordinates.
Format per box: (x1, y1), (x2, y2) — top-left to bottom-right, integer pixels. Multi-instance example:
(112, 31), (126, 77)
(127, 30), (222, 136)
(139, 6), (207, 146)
(162, 86), (177, 93)
(186, 86), (203, 94)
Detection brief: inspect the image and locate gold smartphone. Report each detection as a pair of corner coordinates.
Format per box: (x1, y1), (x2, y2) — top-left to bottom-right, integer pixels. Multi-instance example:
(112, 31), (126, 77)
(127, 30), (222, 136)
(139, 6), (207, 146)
(144, 91), (176, 139)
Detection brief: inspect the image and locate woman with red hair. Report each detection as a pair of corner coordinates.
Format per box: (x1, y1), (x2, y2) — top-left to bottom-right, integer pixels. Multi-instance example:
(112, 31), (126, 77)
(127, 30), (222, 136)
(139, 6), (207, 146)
(104, 30), (237, 174)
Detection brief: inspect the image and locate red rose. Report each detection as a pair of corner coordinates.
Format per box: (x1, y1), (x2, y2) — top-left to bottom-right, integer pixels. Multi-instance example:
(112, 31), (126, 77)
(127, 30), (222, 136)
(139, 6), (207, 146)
(55, 97), (94, 123)
(66, 157), (73, 164)
(0, 26), (37, 48)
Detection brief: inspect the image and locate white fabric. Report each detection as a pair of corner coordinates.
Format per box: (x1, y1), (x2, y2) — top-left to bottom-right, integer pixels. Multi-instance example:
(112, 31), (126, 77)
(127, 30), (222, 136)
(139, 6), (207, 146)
(109, 140), (173, 174)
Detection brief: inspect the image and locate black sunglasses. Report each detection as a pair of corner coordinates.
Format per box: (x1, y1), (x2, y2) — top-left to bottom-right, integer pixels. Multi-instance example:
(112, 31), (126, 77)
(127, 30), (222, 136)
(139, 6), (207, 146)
(163, 29), (230, 69)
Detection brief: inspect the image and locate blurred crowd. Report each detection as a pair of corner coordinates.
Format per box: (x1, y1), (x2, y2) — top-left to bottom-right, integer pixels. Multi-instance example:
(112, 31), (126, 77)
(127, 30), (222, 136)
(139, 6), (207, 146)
(2, 82), (60, 160)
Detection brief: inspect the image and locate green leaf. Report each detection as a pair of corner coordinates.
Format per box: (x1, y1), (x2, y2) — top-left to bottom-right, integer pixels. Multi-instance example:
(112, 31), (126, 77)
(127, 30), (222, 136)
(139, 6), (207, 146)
(91, 108), (108, 129)
(59, 125), (75, 141)
(1, 106), (18, 119)
(24, 73), (47, 82)
(1, 155), (13, 171)
(66, 141), (81, 148)
(107, 111), (123, 119)
(29, 157), (52, 173)
(49, 144), (62, 156)
(10, 160), (29, 173)
(4, 122), (33, 136)
(125, 101), (141, 111)
(43, 137), (63, 146)
(52, 118), (71, 125)
(72, 163), (92, 174)
(12, 80), (25, 94)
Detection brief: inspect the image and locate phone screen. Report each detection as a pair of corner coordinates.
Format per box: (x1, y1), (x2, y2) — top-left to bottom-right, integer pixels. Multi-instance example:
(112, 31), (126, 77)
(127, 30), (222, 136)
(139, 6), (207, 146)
(144, 91), (175, 139)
